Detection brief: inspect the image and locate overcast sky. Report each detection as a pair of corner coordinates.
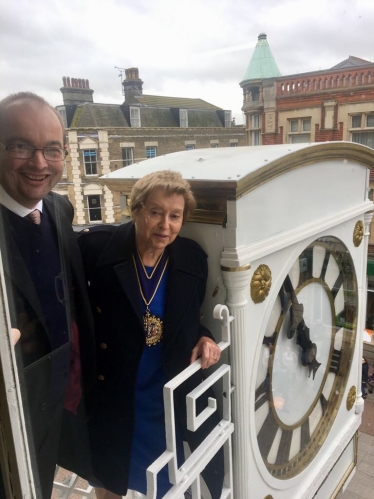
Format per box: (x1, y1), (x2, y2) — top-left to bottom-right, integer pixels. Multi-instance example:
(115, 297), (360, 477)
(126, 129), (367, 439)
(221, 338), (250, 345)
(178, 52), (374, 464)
(1, 0), (373, 124)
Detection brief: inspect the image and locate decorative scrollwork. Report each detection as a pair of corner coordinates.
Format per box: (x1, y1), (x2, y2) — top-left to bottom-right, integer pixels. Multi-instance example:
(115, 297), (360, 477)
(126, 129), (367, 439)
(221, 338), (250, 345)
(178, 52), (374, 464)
(250, 264), (272, 304)
(346, 385), (356, 411)
(353, 220), (364, 247)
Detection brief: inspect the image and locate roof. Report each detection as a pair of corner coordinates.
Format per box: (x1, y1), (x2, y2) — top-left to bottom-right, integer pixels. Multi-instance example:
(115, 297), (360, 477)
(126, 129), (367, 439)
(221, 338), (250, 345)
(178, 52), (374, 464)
(331, 56), (374, 70)
(241, 33), (281, 83)
(70, 103), (129, 127)
(100, 142), (374, 200)
(133, 94), (222, 110)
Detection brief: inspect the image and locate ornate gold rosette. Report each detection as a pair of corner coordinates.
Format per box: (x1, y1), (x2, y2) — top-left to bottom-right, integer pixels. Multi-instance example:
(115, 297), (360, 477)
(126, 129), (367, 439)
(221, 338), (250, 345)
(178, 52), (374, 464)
(346, 386), (356, 411)
(144, 309), (163, 346)
(250, 264), (272, 304)
(353, 220), (364, 247)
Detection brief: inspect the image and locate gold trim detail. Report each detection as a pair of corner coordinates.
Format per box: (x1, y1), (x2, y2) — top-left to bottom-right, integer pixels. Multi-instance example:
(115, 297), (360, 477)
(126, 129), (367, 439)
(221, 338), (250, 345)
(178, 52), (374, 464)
(346, 386), (356, 411)
(221, 264), (251, 272)
(353, 220), (364, 247)
(250, 264), (272, 303)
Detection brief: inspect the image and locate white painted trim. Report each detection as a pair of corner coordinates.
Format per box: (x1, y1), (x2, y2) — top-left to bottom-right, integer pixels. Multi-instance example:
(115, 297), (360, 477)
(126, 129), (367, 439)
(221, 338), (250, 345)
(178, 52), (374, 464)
(221, 200), (373, 267)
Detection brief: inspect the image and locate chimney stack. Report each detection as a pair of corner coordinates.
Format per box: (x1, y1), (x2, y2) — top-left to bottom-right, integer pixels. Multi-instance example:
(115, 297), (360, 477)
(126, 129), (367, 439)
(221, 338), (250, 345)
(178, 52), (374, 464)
(122, 68), (143, 104)
(60, 77), (94, 105)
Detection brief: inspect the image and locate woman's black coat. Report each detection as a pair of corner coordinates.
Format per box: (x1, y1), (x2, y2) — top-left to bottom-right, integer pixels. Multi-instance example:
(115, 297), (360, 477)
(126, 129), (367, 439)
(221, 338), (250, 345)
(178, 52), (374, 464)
(78, 221), (223, 497)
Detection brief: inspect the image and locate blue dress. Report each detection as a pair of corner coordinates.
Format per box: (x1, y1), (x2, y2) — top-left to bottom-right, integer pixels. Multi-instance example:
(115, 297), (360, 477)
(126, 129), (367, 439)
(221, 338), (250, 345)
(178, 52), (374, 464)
(128, 266), (184, 498)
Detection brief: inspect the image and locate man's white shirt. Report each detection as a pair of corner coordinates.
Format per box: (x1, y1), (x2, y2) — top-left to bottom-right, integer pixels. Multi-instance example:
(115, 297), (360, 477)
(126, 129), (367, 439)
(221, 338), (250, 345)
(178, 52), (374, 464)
(0, 184), (43, 217)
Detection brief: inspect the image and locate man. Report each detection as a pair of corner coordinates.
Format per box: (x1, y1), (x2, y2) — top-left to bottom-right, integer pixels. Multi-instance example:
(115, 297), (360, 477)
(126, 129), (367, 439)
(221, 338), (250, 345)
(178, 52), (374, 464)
(0, 93), (95, 498)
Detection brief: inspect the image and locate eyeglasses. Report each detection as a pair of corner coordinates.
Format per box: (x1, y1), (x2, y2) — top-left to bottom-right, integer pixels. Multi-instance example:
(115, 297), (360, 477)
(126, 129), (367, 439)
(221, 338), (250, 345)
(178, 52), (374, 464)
(0, 142), (67, 161)
(142, 204), (183, 224)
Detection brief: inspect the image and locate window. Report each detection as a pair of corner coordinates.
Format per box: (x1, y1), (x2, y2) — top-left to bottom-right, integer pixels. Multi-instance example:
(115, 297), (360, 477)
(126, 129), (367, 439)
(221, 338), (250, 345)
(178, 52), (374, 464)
(83, 149), (98, 175)
(250, 87), (260, 101)
(288, 118), (311, 144)
(249, 114), (261, 146)
(252, 114), (260, 128)
(350, 113), (374, 149)
(352, 116), (362, 128)
(367, 115), (374, 127)
(146, 146), (157, 158)
(251, 131), (261, 146)
(224, 111), (232, 128)
(290, 120), (298, 132)
(87, 195), (102, 222)
(230, 142), (238, 147)
(180, 109), (188, 128)
(210, 143), (219, 148)
(352, 132), (374, 148)
(302, 119), (311, 132)
(130, 107), (141, 127)
(185, 144), (195, 150)
(122, 147), (134, 167)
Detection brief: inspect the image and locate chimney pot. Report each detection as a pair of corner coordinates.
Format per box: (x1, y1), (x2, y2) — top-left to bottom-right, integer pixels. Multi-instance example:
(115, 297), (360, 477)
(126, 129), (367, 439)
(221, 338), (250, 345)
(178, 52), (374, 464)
(60, 76), (94, 105)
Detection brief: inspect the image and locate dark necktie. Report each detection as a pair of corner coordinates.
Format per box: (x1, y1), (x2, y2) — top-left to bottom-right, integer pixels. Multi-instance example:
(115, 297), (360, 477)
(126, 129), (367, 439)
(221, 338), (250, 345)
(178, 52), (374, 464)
(27, 209), (41, 225)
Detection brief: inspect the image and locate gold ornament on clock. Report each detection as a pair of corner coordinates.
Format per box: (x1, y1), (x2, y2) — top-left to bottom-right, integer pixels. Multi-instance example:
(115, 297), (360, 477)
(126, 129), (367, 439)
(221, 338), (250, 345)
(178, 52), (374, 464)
(353, 220), (364, 247)
(346, 386), (356, 411)
(251, 264), (272, 304)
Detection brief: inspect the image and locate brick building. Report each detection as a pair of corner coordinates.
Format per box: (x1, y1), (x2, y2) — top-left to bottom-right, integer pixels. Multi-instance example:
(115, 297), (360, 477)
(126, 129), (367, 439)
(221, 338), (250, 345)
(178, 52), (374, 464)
(240, 34), (374, 148)
(54, 69), (245, 225)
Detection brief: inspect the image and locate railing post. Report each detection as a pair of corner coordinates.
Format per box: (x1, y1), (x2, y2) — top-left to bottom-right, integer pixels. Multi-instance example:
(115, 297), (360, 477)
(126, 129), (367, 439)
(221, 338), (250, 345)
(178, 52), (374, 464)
(221, 266), (252, 498)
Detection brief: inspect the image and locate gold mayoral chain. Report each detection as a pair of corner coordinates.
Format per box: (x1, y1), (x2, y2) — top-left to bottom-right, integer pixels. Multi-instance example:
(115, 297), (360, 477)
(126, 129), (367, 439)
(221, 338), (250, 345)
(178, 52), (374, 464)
(133, 250), (169, 346)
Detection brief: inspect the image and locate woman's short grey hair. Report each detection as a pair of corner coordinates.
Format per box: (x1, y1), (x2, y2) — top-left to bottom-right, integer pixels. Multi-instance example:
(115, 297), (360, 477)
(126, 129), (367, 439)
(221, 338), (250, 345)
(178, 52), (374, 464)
(130, 170), (196, 223)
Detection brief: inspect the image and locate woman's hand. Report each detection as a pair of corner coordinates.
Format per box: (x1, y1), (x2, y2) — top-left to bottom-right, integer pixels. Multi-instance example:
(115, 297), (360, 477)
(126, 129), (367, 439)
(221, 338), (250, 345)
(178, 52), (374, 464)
(190, 336), (221, 369)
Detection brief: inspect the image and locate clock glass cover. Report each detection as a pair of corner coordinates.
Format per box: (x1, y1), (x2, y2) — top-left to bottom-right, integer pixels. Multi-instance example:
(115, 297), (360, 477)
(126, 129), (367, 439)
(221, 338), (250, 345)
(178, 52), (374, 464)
(254, 236), (357, 479)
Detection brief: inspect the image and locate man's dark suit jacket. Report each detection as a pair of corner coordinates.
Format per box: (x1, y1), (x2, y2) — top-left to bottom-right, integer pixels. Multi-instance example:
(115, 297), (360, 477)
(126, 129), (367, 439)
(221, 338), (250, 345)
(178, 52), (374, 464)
(0, 192), (96, 499)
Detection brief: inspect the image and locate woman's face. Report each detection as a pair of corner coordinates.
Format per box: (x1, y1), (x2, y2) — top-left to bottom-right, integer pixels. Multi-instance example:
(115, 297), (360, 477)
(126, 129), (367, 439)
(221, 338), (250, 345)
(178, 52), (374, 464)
(134, 188), (185, 253)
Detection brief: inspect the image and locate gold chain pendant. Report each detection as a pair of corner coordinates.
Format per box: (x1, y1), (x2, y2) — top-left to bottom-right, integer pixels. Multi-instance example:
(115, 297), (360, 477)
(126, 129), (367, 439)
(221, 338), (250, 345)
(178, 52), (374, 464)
(144, 308), (163, 346)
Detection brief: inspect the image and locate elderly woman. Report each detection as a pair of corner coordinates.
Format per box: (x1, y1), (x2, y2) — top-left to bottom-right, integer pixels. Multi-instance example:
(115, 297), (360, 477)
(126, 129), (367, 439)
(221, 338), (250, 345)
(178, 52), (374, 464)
(78, 171), (223, 499)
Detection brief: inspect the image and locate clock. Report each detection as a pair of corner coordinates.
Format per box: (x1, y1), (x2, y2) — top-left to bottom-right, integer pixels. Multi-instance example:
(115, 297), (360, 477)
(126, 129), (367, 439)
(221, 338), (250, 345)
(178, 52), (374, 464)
(254, 236), (357, 479)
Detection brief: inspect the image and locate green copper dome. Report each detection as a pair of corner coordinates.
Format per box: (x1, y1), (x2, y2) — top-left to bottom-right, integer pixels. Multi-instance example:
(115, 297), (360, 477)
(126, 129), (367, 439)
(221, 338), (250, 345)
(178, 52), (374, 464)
(241, 33), (281, 82)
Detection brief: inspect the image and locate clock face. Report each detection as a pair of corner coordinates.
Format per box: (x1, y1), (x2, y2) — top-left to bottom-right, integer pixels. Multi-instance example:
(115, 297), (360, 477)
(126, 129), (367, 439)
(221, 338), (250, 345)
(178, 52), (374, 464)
(254, 236), (357, 479)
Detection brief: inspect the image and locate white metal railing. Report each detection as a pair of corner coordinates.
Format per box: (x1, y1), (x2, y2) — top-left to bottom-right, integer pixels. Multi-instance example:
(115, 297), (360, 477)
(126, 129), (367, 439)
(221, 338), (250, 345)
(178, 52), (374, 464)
(53, 304), (234, 499)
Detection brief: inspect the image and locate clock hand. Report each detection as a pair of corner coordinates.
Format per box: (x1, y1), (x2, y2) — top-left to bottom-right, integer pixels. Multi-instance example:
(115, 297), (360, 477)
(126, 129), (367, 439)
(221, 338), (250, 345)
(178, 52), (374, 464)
(280, 276), (304, 339)
(282, 276), (321, 379)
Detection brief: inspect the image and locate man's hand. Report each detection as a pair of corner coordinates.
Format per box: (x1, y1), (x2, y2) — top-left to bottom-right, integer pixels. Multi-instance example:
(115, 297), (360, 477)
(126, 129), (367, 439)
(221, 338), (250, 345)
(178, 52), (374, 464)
(190, 336), (221, 369)
(11, 328), (21, 345)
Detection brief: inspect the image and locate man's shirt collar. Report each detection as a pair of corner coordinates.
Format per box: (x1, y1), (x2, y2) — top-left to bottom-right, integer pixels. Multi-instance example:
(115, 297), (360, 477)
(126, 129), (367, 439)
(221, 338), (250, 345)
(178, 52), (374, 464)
(0, 185), (43, 218)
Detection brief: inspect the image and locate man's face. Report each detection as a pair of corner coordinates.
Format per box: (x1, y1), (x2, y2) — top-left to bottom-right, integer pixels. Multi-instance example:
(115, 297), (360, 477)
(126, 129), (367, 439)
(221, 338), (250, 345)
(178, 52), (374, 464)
(0, 99), (64, 208)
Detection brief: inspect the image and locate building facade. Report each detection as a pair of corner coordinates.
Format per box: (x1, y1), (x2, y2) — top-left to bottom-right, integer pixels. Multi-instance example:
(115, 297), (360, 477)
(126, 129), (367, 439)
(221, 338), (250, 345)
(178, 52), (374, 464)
(240, 34), (374, 148)
(54, 70), (245, 225)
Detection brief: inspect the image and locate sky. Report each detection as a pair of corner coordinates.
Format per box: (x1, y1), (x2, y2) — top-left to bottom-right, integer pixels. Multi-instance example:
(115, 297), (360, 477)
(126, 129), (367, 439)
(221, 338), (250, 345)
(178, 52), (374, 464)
(1, 0), (374, 124)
